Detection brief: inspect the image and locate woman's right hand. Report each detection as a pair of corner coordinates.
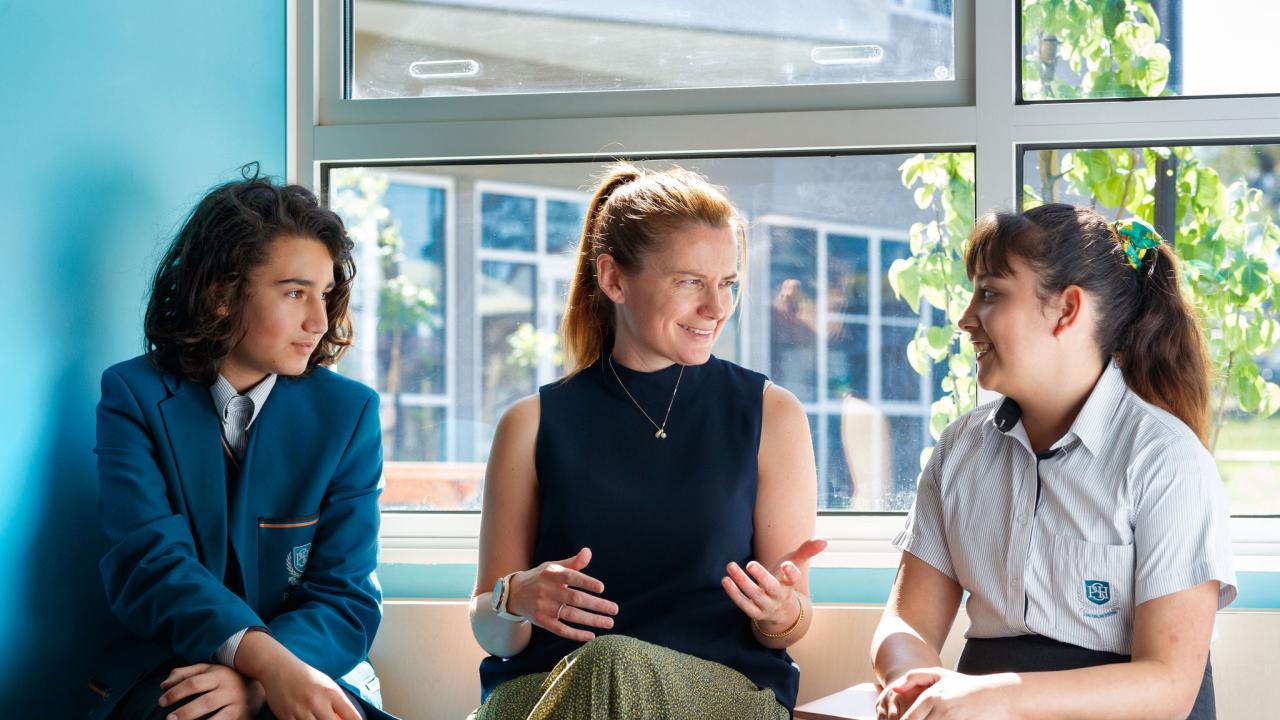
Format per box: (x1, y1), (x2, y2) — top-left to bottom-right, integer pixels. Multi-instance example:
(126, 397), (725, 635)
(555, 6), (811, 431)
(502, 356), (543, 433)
(507, 547), (618, 642)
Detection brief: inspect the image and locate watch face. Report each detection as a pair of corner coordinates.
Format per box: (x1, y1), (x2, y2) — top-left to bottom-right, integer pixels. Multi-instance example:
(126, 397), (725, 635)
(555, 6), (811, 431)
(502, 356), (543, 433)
(491, 577), (504, 612)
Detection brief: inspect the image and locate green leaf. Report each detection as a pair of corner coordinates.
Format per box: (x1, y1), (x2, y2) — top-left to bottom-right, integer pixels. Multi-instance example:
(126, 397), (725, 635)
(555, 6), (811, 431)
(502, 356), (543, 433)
(888, 258), (922, 313)
(1101, 0), (1125, 35)
(913, 185), (934, 210)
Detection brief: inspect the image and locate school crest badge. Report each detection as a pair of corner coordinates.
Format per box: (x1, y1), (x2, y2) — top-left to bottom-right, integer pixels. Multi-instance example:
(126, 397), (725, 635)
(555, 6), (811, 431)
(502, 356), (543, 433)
(286, 543), (312, 586)
(1084, 579), (1111, 606)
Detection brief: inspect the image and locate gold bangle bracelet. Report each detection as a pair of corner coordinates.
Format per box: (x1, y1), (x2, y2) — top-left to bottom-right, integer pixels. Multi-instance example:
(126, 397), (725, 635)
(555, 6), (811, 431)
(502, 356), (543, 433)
(753, 595), (805, 639)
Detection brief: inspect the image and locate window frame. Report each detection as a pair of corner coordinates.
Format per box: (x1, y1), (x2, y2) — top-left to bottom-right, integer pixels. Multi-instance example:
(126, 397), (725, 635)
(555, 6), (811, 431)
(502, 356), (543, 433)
(471, 179), (589, 456)
(287, 0), (1280, 568)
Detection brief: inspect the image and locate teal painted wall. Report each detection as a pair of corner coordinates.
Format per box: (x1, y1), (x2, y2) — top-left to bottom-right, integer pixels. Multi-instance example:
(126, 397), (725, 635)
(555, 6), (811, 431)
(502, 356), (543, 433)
(0, 1), (284, 713)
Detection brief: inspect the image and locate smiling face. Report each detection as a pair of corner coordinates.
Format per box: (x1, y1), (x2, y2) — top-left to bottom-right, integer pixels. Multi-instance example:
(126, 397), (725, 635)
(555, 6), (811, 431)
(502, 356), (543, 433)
(218, 235), (335, 391)
(602, 223), (740, 369)
(958, 253), (1063, 400)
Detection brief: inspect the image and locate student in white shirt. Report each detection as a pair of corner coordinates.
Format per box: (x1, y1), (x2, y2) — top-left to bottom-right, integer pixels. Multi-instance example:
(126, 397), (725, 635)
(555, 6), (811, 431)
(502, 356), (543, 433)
(871, 204), (1235, 720)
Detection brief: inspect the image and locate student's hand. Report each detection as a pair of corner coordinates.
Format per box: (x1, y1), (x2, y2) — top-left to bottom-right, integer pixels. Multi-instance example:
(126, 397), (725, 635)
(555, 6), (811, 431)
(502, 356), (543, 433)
(508, 547), (618, 643)
(259, 656), (362, 720)
(896, 669), (1019, 720)
(157, 663), (264, 720)
(721, 538), (827, 632)
(877, 668), (947, 720)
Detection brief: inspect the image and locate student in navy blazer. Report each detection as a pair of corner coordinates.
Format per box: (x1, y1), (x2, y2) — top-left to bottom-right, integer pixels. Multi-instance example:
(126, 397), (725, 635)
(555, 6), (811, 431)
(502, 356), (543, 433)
(89, 172), (398, 720)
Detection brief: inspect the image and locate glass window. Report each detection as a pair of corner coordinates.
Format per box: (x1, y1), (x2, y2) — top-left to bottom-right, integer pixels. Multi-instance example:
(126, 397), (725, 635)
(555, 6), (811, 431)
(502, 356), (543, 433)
(1023, 142), (1280, 515)
(329, 152), (975, 512)
(330, 170), (453, 477)
(350, 0), (955, 99)
(1021, 0), (1280, 101)
(480, 193), (537, 251)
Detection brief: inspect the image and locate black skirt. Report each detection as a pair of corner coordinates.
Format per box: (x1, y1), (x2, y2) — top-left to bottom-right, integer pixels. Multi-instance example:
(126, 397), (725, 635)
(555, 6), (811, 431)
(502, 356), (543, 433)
(958, 635), (1214, 720)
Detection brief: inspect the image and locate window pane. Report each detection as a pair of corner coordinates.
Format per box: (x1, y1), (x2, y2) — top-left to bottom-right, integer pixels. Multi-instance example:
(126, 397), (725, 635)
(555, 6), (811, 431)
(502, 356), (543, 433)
(381, 181), (447, 395)
(880, 239), (913, 318)
(329, 170), (451, 470)
(829, 233), (870, 315)
(769, 225), (818, 403)
(329, 151), (974, 511)
(1024, 143), (1280, 515)
(480, 261), (537, 450)
(881, 325), (920, 402)
(886, 415), (926, 509)
(828, 321), (868, 400)
(351, 0), (955, 99)
(547, 199), (586, 256)
(481, 192), (536, 251)
(1021, 0), (1280, 101)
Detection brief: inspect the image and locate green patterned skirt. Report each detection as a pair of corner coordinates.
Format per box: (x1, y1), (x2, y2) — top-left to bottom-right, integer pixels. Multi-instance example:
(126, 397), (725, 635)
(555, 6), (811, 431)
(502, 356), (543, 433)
(469, 635), (789, 720)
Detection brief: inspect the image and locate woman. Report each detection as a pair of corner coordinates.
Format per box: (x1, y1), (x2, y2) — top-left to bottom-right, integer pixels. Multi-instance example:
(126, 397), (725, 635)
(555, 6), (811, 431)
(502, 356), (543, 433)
(871, 204), (1236, 719)
(90, 172), (396, 720)
(468, 163), (826, 719)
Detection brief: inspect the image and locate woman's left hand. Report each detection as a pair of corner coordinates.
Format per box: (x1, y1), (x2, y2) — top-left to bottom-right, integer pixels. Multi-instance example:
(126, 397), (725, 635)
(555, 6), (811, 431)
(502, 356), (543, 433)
(721, 538), (827, 632)
(891, 668), (1020, 720)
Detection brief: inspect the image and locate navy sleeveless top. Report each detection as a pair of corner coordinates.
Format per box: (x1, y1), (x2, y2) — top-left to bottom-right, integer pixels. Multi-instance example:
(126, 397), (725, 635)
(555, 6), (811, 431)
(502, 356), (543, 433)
(478, 351), (800, 711)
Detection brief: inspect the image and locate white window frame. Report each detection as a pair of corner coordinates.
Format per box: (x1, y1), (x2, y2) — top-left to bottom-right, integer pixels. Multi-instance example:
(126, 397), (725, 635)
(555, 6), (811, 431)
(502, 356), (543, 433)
(287, 0), (1280, 568)
(340, 169), (461, 461)
(756, 214), (939, 510)
(471, 180), (588, 456)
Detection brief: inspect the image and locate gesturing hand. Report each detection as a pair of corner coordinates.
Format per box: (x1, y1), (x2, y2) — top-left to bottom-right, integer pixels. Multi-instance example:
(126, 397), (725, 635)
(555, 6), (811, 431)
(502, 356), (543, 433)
(721, 538), (827, 633)
(508, 547), (619, 643)
(158, 663), (263, 720)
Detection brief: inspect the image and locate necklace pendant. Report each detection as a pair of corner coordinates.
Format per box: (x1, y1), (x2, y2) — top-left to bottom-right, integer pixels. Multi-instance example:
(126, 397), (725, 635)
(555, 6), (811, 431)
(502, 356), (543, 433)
(655, 429), (667, 439)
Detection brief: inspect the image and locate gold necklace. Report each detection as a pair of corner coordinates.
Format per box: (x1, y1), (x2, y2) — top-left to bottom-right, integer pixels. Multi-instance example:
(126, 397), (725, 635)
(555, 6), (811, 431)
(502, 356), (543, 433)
(608, 355), (684, 439)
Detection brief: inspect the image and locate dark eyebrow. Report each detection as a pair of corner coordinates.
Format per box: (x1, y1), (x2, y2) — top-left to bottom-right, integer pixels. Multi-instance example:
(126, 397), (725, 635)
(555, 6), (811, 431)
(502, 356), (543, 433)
(670, 270), (739, 280)
(275, 278), (336, 290)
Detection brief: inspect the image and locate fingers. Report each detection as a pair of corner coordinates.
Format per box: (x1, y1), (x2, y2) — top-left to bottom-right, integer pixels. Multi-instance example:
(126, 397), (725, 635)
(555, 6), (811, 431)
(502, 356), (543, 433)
(558, 547), (592, 571)
(332, 689), (363, 720)
(564, 588), (619, 617)
(900, 693), (935, 720)
(777, 561), (801, 586)
(892, 669), (943, 693)
(548, 618), (597, 643)
(165, 687), (227, 720)
(787, 538), (829, 566)
(547, 564), (606, 594)
(725, 562), (767, 604)
(160, 663), (212, 691)
(720, 575), (765, 620)
(744, 560), (784, 597)
(558, 603), (616, 630)
(159, 671), (219, 707)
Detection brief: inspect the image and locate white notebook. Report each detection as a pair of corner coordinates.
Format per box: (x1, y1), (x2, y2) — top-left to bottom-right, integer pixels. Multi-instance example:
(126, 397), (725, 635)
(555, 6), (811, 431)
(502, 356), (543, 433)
(792, 682), (878, 720)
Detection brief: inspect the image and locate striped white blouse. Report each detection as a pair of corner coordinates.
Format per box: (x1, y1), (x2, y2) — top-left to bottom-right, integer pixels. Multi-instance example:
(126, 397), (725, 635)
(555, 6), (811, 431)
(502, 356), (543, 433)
(893, 361), (1237, 655)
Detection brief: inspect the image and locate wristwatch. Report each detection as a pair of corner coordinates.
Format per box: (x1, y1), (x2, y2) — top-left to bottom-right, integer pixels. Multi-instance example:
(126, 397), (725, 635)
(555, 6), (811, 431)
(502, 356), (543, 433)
(491, 572), (529, 623)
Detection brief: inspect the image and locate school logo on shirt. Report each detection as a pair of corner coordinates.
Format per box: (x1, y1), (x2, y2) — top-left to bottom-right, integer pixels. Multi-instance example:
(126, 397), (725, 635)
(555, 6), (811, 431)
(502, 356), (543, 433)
(1084, 579), (1111, 606)
(286, 543), (311, 586)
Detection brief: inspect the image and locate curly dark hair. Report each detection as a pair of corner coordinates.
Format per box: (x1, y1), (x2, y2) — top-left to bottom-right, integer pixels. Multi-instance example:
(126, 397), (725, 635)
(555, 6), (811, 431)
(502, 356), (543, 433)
(144, 167), (355, 384)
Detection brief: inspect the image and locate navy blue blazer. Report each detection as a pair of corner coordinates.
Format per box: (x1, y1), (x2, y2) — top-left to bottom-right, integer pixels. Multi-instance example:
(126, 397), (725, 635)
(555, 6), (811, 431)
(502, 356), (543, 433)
(87, 355), (395, 720)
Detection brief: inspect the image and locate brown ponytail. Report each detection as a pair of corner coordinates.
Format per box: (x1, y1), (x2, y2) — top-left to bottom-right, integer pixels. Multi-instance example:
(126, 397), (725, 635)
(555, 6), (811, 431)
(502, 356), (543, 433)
(560, 162), (744, 376)
(1120, 241), (1211, 444)
(965, 204), (1211, 445)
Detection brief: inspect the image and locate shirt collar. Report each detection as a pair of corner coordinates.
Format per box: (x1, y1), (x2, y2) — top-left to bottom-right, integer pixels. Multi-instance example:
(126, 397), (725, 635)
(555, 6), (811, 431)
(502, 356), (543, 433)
(985, 360), (1127, 457)
(210, 373), (277, 429)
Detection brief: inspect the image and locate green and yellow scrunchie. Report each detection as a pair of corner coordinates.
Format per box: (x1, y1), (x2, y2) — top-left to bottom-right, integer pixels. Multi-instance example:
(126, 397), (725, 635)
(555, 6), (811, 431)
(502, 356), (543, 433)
(1113, 218), (1163, 270)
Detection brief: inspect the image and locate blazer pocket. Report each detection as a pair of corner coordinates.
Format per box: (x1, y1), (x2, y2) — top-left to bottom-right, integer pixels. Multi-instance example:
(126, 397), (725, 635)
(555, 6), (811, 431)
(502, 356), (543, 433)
(257, 511), (320, 617)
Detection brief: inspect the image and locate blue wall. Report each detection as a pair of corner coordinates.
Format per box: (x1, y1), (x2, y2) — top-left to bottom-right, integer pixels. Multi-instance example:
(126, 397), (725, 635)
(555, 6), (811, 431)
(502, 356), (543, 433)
(0, 1), (284, 713)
